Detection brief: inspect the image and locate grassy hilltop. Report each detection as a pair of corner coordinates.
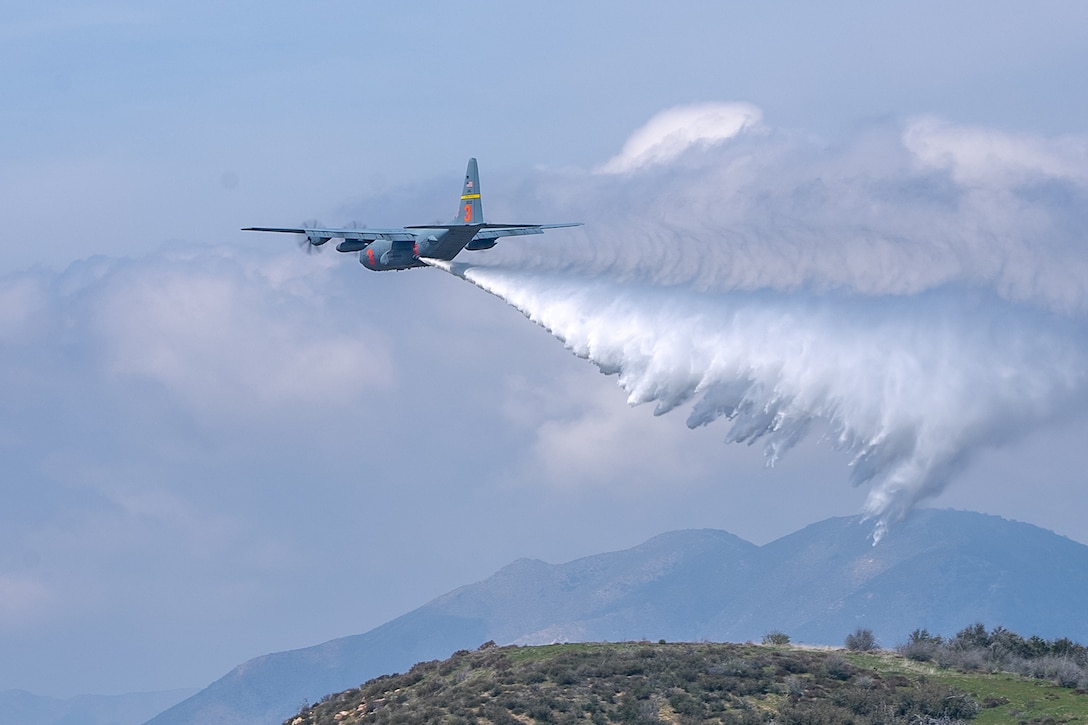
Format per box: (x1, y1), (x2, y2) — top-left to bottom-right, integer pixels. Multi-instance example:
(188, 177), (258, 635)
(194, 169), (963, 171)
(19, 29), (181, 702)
(286, 637), (1088, 725)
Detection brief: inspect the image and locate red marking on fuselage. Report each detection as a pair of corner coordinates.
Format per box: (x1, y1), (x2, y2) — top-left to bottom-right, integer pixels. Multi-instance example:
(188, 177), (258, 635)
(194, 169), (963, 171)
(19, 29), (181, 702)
(366, 248), (376, 266)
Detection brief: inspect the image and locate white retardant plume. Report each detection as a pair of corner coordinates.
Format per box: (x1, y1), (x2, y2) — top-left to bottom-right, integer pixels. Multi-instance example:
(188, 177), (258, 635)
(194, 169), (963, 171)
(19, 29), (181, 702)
(426, 260), (1087, 542)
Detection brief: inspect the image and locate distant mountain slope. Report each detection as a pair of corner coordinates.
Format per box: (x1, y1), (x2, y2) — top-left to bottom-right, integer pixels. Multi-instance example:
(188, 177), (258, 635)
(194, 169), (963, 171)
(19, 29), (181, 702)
(713, 511), (1088, 644)
(145, 510), (1088, 725)
(0, 687), (196, 725)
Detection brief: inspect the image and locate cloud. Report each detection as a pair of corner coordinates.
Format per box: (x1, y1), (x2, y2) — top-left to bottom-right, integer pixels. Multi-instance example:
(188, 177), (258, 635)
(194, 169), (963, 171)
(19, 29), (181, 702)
(904, 115), (1088, 186)
(597, 102), (762, 173)
(487, 106), (1088, 317)
(0, 4), (156, 41)
(0, 574), (50, 631)
(504, 372), (719, 489)
(3, 247), (395, 424)
(429, 102), (1088, 540)
(0, 275), (45, 341)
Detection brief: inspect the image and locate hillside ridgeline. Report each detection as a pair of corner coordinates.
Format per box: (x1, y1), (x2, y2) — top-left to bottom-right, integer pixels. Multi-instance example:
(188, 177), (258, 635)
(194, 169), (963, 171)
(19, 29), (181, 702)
(287, 635), (1088, 725)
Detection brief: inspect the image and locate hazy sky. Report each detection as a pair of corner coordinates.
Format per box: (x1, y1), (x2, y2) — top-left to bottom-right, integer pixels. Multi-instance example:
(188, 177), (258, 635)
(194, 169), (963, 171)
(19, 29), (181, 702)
(2, 0), (1087, 699)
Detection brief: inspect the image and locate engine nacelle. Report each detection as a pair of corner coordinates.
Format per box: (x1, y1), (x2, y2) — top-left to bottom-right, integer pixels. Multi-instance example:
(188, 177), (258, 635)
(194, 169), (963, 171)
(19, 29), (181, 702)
(465, 238), (497, 251)
(337, 239), (370, 252)
(306, 234), (332, 247)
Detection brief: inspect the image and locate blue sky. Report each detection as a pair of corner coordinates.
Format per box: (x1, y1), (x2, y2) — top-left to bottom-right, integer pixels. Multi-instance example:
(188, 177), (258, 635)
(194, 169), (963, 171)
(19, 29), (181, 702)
(2, 0), (1088, 699)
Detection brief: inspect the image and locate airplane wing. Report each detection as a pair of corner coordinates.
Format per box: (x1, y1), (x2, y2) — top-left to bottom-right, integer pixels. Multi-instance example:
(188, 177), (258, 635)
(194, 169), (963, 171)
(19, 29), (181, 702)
(242, 226), (417, 242)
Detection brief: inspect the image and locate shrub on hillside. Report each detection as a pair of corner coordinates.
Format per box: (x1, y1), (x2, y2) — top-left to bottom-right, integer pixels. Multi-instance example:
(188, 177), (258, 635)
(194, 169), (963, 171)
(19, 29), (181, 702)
(823, 653), (852, 680)
(898, 629), (943, 662)
(845, 628), (878, 652)
(950, 623), (991, 651)
(762, 631), (791, 645)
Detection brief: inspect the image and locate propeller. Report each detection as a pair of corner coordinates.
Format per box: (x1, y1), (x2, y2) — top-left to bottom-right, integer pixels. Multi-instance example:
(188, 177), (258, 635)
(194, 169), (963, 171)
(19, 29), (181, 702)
(296, 219), (326, 254)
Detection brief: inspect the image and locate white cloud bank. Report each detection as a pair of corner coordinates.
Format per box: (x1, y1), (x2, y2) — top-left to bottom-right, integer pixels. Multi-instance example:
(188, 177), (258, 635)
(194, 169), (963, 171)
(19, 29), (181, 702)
(1, 248), (393, 424)
(500, 105), (1088, 318)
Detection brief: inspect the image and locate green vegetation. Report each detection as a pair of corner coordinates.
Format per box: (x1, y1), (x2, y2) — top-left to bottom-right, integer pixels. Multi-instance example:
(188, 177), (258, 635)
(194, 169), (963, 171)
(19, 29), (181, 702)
(845, 627), (879, 652)
(898, 624), (1088, 689)
(761, 631), (790, 646)
(283, 631), (1088, 725)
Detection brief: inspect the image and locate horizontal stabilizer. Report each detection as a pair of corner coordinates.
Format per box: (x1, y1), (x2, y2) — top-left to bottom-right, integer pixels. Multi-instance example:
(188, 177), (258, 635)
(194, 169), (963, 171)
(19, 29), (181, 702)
(406, 222), (581, 230)
(408, 223), (537, 230)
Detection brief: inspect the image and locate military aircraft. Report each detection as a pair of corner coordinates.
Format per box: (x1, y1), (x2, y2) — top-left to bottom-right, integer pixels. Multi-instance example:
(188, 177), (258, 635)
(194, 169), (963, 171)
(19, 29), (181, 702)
(243, 158), (580, 271)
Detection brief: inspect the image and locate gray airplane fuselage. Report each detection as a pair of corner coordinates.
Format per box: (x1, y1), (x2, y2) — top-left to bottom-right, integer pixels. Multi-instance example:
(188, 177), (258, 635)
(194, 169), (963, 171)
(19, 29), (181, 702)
(354, 225), (492, 271)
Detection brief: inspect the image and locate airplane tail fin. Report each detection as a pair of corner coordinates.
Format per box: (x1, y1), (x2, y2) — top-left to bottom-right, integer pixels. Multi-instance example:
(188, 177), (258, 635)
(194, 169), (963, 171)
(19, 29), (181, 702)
(456, 158), (483, 224)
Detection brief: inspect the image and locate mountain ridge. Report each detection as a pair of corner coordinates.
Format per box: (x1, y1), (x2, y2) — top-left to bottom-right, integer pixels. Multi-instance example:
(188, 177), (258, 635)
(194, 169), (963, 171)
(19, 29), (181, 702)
(0, 686), (198, 725)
